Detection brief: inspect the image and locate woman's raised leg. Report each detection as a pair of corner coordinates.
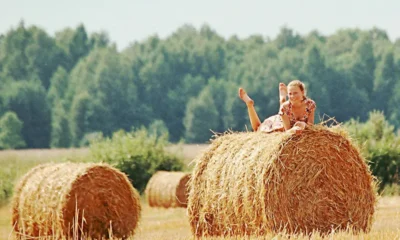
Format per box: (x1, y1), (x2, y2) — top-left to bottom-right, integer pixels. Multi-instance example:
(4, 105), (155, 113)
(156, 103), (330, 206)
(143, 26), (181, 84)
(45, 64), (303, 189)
(279, 83), (288, 105)
(239, 88), (261, 131)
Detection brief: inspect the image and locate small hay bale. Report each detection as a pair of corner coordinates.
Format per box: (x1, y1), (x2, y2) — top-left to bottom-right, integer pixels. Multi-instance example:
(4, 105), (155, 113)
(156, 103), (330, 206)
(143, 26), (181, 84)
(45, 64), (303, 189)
(11, 162), (141, 239)
(188, 126), (377, 237)
(145, 171), (191, 208)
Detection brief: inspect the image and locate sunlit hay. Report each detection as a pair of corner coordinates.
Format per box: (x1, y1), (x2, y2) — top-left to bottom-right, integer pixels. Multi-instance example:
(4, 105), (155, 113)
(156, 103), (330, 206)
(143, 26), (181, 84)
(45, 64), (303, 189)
(145, 171), (191, 208)
(11, 162), (141, 239)
(188, 125), (377, 237)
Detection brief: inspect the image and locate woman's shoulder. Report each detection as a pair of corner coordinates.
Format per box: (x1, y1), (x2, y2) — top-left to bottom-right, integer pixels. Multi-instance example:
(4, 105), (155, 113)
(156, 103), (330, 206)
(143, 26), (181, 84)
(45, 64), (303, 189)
(305, 98), (316, 109)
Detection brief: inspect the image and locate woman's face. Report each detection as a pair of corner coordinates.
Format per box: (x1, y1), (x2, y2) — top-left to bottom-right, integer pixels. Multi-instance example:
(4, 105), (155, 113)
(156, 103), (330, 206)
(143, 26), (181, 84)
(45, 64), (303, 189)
(288, 85), (304, 103)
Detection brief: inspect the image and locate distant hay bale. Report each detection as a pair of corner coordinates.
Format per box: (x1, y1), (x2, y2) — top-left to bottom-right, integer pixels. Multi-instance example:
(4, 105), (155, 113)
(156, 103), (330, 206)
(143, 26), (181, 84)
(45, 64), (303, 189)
(188, 126), (377, 237)
(12, 162), (141, 239)
(145, 171), (191, 208)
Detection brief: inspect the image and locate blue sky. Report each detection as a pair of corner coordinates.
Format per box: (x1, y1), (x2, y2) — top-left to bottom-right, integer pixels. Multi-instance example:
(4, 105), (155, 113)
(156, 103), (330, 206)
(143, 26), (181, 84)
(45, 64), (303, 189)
(2, 0), (399, 50)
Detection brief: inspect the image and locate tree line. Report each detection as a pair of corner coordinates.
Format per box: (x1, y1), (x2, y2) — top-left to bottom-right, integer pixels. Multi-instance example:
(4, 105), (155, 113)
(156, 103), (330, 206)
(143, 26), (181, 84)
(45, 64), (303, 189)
(0, 21), (399, 148)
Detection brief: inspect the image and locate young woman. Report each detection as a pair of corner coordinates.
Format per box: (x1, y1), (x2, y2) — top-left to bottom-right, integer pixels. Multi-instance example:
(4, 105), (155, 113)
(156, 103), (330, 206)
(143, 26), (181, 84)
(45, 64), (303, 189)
(239, 80), (316, 135)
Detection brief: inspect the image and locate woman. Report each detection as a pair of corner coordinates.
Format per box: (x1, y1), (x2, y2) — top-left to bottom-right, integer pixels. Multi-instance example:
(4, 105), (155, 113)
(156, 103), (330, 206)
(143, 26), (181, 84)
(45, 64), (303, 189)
(239, 80), (316, 135)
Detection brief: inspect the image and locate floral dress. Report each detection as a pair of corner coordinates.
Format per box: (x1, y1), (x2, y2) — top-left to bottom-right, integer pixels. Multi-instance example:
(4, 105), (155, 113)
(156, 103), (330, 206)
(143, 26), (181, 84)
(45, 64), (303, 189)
(258, 98), (316, 133)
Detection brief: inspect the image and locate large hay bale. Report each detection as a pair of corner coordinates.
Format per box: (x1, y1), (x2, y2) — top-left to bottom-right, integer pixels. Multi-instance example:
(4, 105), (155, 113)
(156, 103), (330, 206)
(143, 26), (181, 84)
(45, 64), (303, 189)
(12, 162), (141, 239)
(188, 126), (377, 237)
(145, 171), (191, 208)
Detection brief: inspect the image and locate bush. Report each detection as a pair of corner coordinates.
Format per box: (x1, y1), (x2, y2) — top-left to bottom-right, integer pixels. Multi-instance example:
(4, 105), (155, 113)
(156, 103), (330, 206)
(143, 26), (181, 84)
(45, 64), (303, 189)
(368, 145), (400, 190)
(0, 169), (15, 205)
(344, 110), (400, 192)
(88, 128), (185, 193)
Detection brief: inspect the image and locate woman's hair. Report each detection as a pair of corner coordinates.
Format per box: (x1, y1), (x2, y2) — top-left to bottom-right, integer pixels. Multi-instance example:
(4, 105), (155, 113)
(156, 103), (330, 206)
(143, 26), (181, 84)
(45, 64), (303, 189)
(288, 80), (307, 98)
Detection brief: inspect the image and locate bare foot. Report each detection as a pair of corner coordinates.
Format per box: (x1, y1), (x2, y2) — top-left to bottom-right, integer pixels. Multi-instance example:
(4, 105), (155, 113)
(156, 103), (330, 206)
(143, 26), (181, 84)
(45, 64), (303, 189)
(238, 88), (254, 105)
(279, 83), (287, 104)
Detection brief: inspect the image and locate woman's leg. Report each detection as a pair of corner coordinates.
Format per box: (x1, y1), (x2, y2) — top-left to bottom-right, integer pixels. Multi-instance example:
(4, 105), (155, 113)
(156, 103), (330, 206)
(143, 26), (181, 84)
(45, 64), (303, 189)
(239, 88), (261, 131)
(279, 83), (287, 106)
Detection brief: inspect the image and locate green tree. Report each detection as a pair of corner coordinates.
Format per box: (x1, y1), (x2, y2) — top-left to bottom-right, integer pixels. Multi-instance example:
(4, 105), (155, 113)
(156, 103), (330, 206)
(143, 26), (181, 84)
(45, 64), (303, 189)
(164, 74), (206, 141)
(184, 88), (219, 143)
(0, 22), (66, 88)
(25, 27), (66, 89)
(47, 66), (69, 106)
(54, 24), (90, 71)
(388, 80), (400, 128)
(67, 47), (140, 138)
(50, 101), (70, 148)
(0, 21), (31, 81)
(89, 31), (110, 49)
(69, 92), (90, 147)
(2, 80), (50, 148)
(302, 43), (330, 118)
(373, 49), (396, 114)
(274, 26), (304, 50)
(324, 29), (360, 57)
(350, 33), (376, 98)
(0, 111), (26, 149)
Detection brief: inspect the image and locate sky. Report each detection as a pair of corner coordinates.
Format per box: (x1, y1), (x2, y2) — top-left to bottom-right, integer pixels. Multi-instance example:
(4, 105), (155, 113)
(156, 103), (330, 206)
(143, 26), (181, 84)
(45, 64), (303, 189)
(2, 0), (400, 50)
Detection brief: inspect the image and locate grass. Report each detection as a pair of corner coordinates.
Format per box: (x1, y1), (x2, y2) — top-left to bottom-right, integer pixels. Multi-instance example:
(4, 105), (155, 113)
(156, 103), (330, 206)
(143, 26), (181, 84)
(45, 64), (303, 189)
(2, 196), (400, 239)
(1, 146), (400, 239)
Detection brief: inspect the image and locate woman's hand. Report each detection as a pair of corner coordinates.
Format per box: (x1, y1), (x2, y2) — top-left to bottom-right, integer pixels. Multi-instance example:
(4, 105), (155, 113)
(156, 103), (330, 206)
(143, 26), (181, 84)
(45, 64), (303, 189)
(292, 121), (306, 135)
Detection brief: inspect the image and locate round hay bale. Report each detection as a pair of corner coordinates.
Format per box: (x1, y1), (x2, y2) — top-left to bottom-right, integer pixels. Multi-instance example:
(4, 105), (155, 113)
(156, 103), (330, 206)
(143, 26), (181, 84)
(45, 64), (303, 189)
(11, 162), (141, 239)
(188, 126), (377, 237)
(145, 171), (191, 208)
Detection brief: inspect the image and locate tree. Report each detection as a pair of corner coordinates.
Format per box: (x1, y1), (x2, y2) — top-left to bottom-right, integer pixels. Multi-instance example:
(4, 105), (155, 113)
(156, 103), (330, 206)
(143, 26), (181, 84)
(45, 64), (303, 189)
(69, 92), (90, 147)
(324, 29), (360, 57)
(302, 43), (330, 119)
(67, 47), (140, 137)
(184, 88), (219, 143)
(50, 101), (70, 148)
(0, 21), (31, 81)
(388, 80), (400, 128)
(69, 24), (90, 67)
(2, 80), (50, 148)
(54, 24), (90, 71)
(25, 26), (66, 89)
(373, 49), (396, 114)
(350, 33), (376, 98)
(164, 74), (206, 141)
(0, 111), (26, 149)
(0, 23), (66, 88)
(47, 66), (69, 107)
(89, 31), (110, 49)
(274, 26), (304, 50)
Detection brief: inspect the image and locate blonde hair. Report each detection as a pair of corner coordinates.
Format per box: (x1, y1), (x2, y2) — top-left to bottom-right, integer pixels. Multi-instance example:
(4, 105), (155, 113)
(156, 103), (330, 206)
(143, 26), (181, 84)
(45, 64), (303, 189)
(288, 80), (307, 98)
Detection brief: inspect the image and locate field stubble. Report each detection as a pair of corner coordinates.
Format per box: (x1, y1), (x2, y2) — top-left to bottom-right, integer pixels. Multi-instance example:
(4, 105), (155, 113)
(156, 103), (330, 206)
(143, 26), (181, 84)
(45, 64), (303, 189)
(0, 146), (399, 239)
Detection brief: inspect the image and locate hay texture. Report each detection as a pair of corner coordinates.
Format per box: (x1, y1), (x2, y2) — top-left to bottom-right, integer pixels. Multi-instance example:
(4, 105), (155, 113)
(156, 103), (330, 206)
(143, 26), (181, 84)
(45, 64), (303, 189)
(12, 162), (141, 239)
(145, 171), (191, 208)
(188, 126), (377, 237)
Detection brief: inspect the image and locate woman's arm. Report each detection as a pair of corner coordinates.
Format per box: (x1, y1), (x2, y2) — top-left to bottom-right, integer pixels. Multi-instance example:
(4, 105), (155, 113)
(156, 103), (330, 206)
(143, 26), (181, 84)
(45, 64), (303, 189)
(280, 114), (291, 131)
(307, 108), (315, 125)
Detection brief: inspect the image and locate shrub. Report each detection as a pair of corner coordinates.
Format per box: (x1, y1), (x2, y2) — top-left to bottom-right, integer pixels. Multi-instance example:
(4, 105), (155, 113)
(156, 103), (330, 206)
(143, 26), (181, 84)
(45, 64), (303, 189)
(344, 110), (400, 191)
(88, 128), (184, 193)
(0, 169), (14, 205)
